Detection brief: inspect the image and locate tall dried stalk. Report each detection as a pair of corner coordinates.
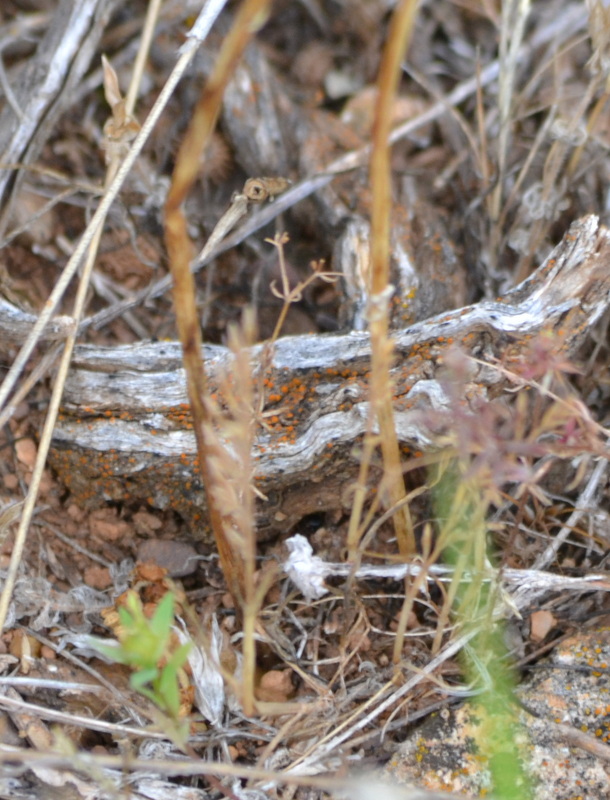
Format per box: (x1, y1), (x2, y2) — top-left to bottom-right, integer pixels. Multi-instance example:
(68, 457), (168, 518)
(199, 311), (266, 715)
(163, 0), (272, 607)
(489, 0), (532, 224)
(367, 0), (419, 556)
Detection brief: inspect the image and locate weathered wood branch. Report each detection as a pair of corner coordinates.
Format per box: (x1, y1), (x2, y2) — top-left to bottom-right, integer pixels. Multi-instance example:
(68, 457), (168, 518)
(49, 216), (610, 539)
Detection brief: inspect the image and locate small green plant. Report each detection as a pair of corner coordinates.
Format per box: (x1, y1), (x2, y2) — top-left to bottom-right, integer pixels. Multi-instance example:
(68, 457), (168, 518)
(91, 591), (191, 722)
(434, 459), (534, 800)
(425, 334), (603, 799)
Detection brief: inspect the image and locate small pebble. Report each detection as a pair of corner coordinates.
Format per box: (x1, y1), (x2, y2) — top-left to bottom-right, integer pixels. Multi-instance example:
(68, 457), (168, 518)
(137, 539), (199, 577)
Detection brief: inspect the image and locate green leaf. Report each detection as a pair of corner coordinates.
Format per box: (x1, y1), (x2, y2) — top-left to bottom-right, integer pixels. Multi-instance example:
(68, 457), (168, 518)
(165, 642), (192, 672)
(149, 592), (175, 639)
(157, 664), (180, 717)
(130, 666), (159, 691)
(86, 591), (190, 723)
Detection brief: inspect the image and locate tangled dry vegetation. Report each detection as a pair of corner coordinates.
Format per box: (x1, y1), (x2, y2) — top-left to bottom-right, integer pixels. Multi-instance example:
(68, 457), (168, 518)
(1, 1), (610, 799)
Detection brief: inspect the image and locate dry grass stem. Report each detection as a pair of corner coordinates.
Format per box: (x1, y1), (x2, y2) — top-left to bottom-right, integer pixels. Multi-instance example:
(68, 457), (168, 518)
(368, 0), (419, 555)
(163, 0), (272, 713)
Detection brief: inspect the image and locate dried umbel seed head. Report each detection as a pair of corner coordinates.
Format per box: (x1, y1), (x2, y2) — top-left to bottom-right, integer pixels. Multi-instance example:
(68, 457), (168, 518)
(243, 176), (292, 203)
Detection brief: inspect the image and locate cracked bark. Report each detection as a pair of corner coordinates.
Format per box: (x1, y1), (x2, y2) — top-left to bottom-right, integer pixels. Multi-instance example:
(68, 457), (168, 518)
(40, 215), (610, 540)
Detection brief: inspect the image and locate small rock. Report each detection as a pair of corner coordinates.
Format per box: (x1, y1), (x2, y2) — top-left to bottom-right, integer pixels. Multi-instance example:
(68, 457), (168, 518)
(137, 539), (199, 577)
(89, 510), (131, 542)
(84, 566), (112, 590)
(257, 669), (294, 703)
(132, 511), (163, 535)
(3, 474), (18, 490)
(530, 609), (556, 642)
(67, 504), (86, 522)
(15, 438), (37, 469)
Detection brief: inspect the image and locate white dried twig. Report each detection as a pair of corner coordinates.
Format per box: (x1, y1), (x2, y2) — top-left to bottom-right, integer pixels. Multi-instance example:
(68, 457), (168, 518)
(283, 534), (610, 606)
(177, 616), (225, 726)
